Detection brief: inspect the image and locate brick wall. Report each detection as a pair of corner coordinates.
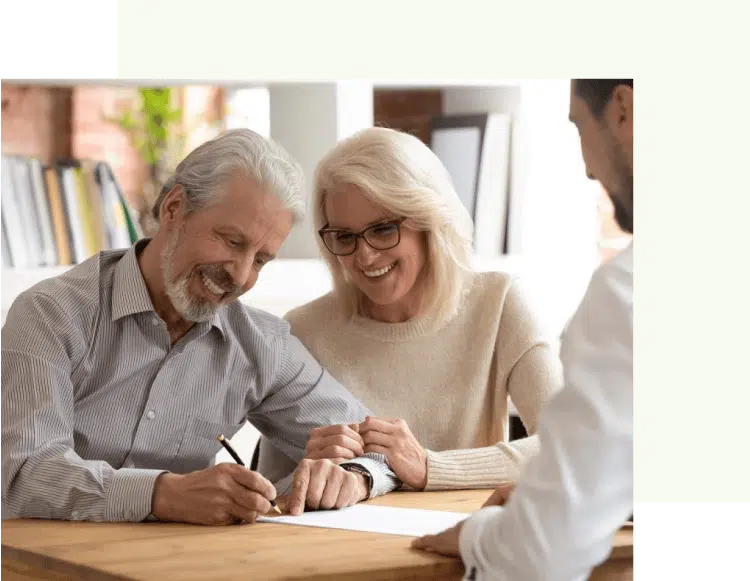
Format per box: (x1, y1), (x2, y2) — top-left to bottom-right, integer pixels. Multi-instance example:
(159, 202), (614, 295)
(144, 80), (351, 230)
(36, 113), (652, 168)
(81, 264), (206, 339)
(71, 86), (150, 211)
(1, 84), (225, 220)
(1, 85), (72, 163)
(373, 89), (442, 144)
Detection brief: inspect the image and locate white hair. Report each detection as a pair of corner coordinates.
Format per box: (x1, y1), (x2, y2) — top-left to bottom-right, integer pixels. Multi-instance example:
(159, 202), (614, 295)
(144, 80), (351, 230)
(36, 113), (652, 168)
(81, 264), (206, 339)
(313, 127), (475, 327)
(153, 128), (305, 223)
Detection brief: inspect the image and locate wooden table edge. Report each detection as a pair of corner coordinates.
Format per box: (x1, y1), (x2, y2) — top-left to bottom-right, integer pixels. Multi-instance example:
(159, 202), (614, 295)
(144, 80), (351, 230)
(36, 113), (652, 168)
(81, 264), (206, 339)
(2, 544), (131, 581)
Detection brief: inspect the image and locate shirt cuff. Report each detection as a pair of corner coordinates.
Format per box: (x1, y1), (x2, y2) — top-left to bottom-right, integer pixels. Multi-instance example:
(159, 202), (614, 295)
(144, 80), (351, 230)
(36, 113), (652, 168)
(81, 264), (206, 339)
(104, 468), (166, 522)
(340, 453), (401, 499)
(459, 506), (504, 580)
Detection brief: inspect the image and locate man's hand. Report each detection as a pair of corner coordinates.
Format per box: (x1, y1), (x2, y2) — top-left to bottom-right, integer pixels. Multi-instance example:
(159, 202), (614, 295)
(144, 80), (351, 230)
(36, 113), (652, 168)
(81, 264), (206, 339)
(305, 424), (364, 464)
(285, 459), (368, 516)
(151, 463), (277, 525)
(482, 482), (516, 508)
(359, 416), (427, 490)
(411, 520), (465, 557)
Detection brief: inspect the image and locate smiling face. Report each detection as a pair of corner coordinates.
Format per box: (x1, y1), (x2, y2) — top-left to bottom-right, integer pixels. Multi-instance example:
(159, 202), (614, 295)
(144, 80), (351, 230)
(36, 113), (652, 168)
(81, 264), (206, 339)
(323, 184), (427, 321)
(159, 172), (293, 322)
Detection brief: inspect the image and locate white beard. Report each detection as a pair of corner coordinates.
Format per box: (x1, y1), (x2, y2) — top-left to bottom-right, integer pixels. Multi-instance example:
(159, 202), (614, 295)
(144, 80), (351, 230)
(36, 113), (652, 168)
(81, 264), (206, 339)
(160, 228), (219, 323)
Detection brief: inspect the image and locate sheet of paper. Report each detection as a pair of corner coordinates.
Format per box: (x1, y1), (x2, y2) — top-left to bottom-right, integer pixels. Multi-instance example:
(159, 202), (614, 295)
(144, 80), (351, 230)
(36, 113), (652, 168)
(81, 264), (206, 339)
(257, 504), (471, 537)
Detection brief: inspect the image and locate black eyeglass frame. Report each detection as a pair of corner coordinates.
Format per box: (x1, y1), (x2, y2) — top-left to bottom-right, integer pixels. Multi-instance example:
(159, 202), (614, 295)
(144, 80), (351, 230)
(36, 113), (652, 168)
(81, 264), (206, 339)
(318, 217), (407, 256)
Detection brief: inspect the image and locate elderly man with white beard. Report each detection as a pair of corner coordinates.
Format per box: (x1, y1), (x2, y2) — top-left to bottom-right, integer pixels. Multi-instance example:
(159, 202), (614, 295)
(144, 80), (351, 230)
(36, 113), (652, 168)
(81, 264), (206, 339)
(1, 129), (399, 525)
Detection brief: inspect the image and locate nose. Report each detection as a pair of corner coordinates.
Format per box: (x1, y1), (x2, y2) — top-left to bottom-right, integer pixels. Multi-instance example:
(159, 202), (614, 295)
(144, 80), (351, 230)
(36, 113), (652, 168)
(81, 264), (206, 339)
(354, 238), (380, 266)
(585, 167), (596, 181)
(225, 252), (256, 290)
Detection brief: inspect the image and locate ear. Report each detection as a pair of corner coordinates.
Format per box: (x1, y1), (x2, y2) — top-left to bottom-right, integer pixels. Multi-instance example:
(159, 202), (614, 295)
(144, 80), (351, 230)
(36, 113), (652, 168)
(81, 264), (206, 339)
(609, 84), (633, 140)
(159, 185), (187, 228)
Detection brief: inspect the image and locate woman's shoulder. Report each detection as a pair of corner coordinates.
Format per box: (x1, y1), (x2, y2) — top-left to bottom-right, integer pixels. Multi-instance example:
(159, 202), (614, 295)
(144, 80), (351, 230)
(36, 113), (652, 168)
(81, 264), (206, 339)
(284, 292), (341, 334)
(463, 269), (517, 307)
(458, 270), (544, 333)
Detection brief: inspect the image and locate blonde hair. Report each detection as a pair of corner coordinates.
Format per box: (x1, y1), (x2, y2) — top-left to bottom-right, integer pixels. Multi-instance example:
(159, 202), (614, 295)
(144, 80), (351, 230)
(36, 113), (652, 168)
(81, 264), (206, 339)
(312, 127), (475, 327)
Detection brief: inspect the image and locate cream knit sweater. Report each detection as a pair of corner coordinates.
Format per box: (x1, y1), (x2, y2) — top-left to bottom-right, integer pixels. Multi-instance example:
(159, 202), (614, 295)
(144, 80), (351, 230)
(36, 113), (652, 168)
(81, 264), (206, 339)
(276, 270), (564, 490)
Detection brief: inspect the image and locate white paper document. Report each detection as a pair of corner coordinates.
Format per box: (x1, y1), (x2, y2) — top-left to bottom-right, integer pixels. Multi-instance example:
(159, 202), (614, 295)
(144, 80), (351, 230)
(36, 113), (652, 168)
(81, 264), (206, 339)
(257, 504), (471, 537)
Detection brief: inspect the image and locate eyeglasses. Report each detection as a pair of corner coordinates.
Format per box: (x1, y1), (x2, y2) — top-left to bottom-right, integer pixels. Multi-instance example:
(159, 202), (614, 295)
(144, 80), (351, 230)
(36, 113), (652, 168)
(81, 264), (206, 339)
(318, 218), (407, 256)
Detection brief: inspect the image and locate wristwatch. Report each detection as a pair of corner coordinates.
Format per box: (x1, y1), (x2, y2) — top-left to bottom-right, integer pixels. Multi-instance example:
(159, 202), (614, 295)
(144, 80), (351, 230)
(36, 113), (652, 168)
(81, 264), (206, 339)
(341, 463), (373, 499)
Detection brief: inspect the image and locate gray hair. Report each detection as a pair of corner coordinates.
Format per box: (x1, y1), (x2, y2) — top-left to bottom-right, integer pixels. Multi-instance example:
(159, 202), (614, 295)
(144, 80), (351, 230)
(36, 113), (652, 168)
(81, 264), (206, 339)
(152, 128), (306, 223)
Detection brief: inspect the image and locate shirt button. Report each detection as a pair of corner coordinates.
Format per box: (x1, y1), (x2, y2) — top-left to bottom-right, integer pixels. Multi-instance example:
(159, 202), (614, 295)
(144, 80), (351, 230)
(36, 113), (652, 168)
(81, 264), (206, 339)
(151, 318), (159, 326)
(71, 511), (80, 520)
(146, 410), (156, 420)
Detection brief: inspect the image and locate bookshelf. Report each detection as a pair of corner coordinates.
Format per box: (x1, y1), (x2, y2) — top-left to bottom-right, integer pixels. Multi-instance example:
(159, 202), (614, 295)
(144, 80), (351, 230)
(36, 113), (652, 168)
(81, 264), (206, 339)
(1, 154), (142, 266)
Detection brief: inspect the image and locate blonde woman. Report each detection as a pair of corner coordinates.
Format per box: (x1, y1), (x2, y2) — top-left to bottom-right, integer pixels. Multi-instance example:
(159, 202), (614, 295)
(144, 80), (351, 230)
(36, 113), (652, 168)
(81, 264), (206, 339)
(256, 127), (563, 492)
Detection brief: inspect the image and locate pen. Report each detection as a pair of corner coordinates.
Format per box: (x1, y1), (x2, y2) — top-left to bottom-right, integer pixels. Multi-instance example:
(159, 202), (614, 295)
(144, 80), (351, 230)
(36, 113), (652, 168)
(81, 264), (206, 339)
(217, 434), (282, 515)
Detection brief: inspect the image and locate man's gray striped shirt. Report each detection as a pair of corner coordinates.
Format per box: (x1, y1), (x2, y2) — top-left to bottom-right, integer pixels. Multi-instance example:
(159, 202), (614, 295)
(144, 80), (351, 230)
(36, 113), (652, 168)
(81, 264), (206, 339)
(1, 240), (398, 522)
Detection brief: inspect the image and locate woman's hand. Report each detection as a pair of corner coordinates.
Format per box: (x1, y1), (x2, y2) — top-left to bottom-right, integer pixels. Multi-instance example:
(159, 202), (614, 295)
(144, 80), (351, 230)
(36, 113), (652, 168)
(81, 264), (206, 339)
(359, 416), (428, 490)
(305, 424), (365, 464)
(482, 482), (516, 508)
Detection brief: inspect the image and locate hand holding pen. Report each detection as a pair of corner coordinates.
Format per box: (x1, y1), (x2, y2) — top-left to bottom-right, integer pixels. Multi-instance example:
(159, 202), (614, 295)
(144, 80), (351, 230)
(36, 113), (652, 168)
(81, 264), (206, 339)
(217, 434), (282, 515)
(149, 435), (280, 526)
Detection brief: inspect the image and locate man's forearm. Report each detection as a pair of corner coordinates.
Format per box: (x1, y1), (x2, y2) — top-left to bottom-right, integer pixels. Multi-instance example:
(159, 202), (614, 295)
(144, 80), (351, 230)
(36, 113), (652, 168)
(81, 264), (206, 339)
(3, 443), (164, 522)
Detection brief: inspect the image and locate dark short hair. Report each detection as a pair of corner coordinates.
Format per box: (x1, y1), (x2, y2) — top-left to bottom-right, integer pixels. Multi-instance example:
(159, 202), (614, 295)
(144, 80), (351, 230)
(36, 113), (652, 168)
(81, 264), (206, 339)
(573, 79), (633, 117)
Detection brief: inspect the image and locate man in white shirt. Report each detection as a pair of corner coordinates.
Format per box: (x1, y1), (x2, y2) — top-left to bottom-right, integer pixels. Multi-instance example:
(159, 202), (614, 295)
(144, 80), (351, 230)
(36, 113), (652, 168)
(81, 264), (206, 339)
(412, 79), (633, 581)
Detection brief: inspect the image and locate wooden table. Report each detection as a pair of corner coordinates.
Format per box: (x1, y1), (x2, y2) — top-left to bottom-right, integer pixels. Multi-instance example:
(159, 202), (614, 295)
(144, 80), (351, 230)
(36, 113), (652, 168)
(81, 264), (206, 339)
(2, 490), (632, 580)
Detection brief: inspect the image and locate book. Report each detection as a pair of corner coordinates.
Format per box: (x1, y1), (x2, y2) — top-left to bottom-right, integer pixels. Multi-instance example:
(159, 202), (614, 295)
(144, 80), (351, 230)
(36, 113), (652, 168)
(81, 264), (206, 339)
(1, 154), (135, 268)
(1, 156), (29, 268)
(29, 158), (58, 266)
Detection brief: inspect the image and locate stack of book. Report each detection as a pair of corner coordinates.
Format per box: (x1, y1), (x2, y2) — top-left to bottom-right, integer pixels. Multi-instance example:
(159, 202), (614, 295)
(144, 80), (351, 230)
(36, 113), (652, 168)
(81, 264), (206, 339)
(1, 155), (142, 268)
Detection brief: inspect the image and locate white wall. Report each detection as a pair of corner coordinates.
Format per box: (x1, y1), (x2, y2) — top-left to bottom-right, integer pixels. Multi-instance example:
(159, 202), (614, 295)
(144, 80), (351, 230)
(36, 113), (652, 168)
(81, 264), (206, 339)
(440, 82), (601, 330)
(269, 82), (373, 259)
(443, 86), (521, 116)
(225, 87), (271, 137)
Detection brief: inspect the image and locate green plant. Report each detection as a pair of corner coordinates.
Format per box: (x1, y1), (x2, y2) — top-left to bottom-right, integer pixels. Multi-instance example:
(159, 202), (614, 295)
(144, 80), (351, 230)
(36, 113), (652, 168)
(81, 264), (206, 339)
(105, 88), (185, 233)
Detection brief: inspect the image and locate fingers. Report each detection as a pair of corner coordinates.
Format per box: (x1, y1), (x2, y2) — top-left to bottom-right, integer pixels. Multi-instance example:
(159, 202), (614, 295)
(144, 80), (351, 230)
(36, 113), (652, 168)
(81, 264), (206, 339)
(226, 480), (272, 515)
(289, 459), (311, 516)
(363, 443), (389, 456)
(224, 464), (277, 501)
(306, 433), (364, 457)
(304, 462), (329, 510)
(361, 430), (391, 448)
(359, 417), (397, 435)
(482, 482), (515, 508)
(291, 460), (360, 512)
(411, 535), (434, 550)
(318, 466), (345, 510)
(306, 447), (356, 463)
(337, 471), (362, 508)
(309, 425), (364, 448)
(226, 502), (259, 525)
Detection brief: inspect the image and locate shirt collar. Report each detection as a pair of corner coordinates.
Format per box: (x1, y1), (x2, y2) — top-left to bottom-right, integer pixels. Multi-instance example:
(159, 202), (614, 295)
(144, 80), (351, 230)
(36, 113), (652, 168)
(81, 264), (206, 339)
(111, 238), (227, 339)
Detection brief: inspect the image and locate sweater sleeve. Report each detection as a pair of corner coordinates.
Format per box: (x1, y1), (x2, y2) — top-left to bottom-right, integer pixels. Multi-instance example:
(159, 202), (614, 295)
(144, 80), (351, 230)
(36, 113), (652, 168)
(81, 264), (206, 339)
(424, 280), (564, 491)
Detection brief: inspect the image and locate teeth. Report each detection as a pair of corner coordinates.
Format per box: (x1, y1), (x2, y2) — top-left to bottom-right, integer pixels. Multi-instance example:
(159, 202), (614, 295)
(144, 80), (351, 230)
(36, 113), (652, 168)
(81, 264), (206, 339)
(363, 263), (396, 278)
(201, 273), (225, 296)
